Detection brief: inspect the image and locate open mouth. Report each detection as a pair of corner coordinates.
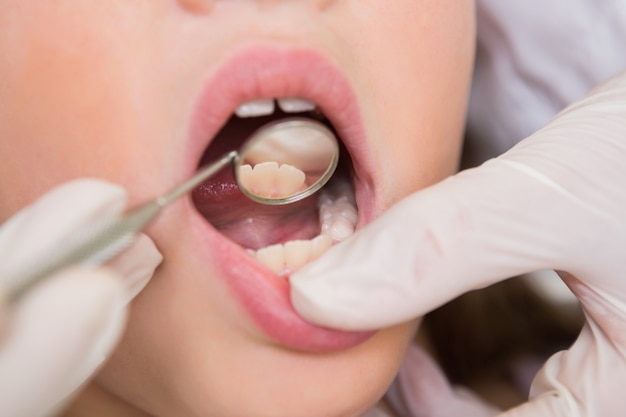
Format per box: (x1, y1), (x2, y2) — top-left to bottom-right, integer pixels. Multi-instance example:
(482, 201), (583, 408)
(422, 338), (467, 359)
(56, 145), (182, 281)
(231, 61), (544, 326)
(192, 99), (358, 277)
(184, 47), (375, 352)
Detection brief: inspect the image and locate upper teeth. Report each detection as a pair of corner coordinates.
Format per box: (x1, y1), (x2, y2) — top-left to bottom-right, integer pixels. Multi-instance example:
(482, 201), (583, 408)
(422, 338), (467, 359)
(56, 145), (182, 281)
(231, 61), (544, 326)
(235, 97), (317, 118)
(277, 97), (317, 113)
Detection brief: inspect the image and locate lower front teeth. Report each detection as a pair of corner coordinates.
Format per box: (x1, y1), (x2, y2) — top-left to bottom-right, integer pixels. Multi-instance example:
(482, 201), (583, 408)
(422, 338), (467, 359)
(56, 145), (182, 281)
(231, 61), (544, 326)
(253, 235), (332, 276)
(247, 183), (357, 276)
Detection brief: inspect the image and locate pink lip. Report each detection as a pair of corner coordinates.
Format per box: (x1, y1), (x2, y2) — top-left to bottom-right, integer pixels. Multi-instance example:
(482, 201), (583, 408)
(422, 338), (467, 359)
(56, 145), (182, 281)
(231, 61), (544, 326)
(186, 46), (375, 352)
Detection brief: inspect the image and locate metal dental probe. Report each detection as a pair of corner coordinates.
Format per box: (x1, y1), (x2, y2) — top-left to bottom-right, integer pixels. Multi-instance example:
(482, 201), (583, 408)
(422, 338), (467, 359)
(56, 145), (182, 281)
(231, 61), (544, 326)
(7, 150), (238, 303)
(6, 118), (339, 303)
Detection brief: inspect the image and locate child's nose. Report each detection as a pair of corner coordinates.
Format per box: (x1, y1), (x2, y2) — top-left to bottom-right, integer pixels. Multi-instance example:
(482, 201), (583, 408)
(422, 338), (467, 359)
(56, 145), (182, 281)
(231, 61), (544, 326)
(178, 0), (213, 14)
(178, 0), (336, 14)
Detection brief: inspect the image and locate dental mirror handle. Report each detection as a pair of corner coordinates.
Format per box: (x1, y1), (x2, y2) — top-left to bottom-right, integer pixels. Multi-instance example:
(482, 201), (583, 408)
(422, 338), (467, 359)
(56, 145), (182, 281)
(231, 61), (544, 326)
(7, 151), (238, 303)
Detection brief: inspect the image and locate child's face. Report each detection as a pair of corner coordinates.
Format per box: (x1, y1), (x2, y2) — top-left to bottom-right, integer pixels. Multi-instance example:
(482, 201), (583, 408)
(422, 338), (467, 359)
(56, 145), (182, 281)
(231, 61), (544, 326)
(0, 2), (475, 416)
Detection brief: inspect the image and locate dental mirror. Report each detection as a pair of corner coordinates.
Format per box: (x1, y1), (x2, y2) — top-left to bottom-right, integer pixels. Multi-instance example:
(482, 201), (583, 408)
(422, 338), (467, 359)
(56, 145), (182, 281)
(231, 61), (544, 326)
(233, 118), (339, 205)
(5, 117), (340, 303)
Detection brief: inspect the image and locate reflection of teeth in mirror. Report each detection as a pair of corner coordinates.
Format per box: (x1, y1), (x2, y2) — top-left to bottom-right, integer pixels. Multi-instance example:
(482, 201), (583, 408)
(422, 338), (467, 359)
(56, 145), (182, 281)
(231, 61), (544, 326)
(249, 235), (333, 276)
(238, 162), (306, 199)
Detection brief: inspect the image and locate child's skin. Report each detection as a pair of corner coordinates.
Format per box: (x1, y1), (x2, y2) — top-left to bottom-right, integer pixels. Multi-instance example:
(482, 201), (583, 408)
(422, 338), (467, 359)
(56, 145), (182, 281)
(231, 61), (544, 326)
(0, 1), (475, 416)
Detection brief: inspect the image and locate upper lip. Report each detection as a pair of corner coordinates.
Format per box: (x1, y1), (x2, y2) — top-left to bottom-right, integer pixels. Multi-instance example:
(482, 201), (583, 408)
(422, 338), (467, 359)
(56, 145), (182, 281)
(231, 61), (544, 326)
(184, 45), (376, 352)
(186, 46), (375, 221)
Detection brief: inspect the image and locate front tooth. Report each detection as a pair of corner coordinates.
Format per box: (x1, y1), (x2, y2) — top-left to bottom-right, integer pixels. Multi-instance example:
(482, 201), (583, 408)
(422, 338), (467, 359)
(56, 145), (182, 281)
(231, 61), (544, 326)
(276, 164), (306, 197)
(311, 235), (332, 260)
(235, 99), (275, 118)
(284, 240), (312, 272)
(277, 97), (316, 113)
(238, 163), (272, 196)
(253, 236), (334, 276)
(250, 161), (280, 197)
(238, 164), (254, 193)
(256, 244), (285, 275)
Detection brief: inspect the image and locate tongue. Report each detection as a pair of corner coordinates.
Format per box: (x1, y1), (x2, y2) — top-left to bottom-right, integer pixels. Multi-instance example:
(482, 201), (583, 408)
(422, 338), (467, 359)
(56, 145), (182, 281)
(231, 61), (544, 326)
(191, 114), (321, 250)
(192, 168), (320, 250)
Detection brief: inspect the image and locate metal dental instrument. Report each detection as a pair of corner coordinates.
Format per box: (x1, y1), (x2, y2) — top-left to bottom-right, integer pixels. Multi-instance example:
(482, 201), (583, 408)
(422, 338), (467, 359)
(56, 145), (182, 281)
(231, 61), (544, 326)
(8, 117), (339, 303)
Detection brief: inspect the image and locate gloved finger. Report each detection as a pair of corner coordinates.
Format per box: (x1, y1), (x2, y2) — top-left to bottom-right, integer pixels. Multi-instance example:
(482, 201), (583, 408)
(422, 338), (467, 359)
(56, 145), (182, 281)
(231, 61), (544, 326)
(386, 345), (499, 417)
(0, 179), (128, 291)
(494, 316), (625, 417)
(290, 73), (626, 331)
(105, 233), (162, 305)
(290, 159), (578, 330)
(495, 271), (626, 417)
(0, 267), (126, 417)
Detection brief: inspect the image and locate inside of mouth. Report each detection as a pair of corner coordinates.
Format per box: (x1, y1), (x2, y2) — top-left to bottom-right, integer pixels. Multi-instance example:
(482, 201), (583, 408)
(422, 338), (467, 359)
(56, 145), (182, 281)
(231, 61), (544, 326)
(191, 100), (358, 277)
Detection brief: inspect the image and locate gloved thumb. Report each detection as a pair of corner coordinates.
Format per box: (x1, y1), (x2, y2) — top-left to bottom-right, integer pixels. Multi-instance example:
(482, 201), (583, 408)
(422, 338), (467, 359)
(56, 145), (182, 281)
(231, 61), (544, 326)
(386, 345), (499, 417)
(290, 72), (626, 331)
(290, 159), (574, 330)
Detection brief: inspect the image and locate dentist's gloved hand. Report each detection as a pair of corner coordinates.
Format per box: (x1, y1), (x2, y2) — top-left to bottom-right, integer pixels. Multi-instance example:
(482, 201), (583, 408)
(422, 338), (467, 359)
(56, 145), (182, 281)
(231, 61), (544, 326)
(0, 179), (162, 417)
(291, 70), (626, 417)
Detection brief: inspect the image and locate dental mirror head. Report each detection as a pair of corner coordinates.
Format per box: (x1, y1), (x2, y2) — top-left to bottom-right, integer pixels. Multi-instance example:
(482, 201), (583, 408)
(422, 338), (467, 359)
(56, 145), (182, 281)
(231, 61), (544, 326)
(233, 118), (339, 205)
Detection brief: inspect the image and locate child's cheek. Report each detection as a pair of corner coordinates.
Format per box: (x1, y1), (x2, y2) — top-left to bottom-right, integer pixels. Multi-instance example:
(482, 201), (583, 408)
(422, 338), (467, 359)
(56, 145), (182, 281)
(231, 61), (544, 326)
(0, 2), (167, 216)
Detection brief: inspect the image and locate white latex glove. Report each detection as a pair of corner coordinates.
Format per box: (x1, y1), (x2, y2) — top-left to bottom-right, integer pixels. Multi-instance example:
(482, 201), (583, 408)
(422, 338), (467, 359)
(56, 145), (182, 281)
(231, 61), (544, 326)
(0, 179), (162, 417)
(385, 345), (499, 417)
(362, 344), (500, 417)
(291, 71), (626, 416)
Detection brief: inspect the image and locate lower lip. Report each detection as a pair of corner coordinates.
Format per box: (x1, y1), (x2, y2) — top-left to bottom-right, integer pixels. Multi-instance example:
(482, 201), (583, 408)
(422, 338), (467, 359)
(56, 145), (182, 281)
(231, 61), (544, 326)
(191, 211), (373, 352)
(186, 47), (374, 352)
